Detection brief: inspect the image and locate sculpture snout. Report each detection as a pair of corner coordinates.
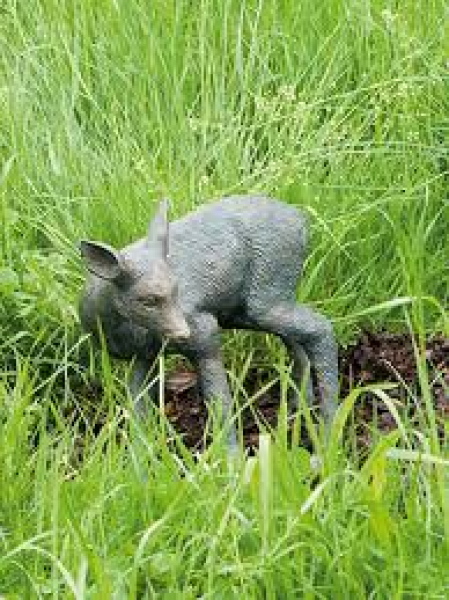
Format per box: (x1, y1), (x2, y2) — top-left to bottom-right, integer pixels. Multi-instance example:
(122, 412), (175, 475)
(165, 311), (191, 341)
(168, 323), (191, 341)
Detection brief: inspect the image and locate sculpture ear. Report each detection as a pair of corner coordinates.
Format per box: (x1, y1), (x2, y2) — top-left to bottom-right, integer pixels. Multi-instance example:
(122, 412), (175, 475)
(79, 240), (122, 280)
(148, 198), (170, 259)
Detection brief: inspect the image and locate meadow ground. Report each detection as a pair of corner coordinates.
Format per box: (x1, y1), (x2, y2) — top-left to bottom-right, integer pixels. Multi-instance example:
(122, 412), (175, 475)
(1, 0), (448, 597)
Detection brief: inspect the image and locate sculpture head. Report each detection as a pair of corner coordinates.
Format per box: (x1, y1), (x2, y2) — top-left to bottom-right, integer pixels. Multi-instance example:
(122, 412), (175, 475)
(80, 200), (190, 342)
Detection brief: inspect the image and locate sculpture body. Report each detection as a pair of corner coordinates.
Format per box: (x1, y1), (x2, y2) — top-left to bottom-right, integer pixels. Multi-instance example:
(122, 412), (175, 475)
(79, 196), (338, 447)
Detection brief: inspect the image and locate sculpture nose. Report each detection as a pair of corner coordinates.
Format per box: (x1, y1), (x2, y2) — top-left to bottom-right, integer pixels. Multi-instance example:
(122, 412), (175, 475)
(170, 322), (191, 341)
(166, 310), (191, 341)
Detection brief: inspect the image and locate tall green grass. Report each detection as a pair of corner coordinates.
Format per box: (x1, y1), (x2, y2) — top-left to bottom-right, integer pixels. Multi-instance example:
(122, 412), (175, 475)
(1, 359), (449, 596)
(1, 0), (448, 596)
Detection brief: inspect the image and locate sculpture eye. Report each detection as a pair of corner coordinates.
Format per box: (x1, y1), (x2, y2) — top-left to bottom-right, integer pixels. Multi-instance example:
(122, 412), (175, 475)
(141, 295), (163, 308)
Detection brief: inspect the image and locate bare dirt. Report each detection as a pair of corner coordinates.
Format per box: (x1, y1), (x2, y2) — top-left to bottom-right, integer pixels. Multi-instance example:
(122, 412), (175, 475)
(70, 331), (448, 454)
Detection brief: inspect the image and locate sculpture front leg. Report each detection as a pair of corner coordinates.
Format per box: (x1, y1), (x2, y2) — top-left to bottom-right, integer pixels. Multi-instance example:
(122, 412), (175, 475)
(129, 357), (158, 419)
(188, 313), (237, 450)
(196, 353), (237, 450)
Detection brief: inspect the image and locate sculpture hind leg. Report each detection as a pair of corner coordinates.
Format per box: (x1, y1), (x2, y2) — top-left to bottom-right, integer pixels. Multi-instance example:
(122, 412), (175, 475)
(283, 341), (315, 412)
(247, 301), (338, 426)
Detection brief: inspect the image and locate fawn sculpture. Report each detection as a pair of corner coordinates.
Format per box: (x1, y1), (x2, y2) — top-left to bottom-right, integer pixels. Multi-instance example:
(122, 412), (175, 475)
(79, 196), (338, 448)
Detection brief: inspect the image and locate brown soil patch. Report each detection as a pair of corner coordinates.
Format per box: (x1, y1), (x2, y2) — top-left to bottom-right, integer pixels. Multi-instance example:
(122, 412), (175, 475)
(69, 331), (448, 454)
